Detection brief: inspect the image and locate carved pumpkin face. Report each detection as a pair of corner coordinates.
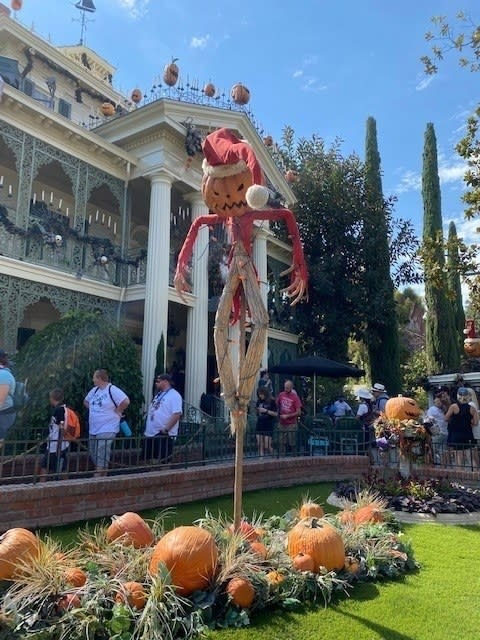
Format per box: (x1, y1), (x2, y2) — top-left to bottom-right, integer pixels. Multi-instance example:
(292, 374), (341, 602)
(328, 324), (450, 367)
(203, 83), (216, 98)
(202, 167), (253, 218)
(163, 59), (179, 86)
(464, 338), (480, 357)
(230, 83), (250, 105)
(131, 88), (142, 104)
(101, 102), (115, 116)
(384, 396), (422, 421)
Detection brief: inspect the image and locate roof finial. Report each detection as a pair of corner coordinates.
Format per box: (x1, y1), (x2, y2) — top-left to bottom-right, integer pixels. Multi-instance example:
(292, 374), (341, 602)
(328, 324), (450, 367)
(74, 0), (96, 46)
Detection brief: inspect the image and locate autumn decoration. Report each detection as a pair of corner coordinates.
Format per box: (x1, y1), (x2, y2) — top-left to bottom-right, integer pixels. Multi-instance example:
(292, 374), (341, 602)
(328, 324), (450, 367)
(163, 58), (179, 86)
(0, 528), (39, 581)
(131, 88), (143, 104)
(287, 518), (345, 572)
(230, 82), (250, 105)
(101, 102), (115, 116)
(203, 82), (216, 97)
(106, 511), (155, 548)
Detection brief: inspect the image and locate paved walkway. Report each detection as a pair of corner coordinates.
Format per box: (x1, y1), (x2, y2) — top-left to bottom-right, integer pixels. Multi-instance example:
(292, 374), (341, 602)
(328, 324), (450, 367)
(326, 493), (480, 525)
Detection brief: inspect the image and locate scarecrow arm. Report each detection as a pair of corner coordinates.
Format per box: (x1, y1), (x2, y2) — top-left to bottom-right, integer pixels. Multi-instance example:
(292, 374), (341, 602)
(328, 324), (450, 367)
(174, 214), (218, 297)
(254, 209), (308, 305)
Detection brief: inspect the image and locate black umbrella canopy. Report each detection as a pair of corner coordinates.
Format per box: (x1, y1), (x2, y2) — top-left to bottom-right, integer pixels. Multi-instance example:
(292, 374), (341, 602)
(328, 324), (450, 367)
(269, 355), (365, 379)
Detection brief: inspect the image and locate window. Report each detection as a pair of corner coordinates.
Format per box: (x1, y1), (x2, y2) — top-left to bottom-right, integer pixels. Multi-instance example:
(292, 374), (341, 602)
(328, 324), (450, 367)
(58, 98), (71, 119)
(22, 78), (34, 96)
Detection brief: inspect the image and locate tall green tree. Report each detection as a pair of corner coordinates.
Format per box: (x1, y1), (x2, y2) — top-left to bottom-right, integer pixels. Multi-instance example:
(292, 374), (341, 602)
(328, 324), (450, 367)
(422, 123), (460, 373)
(447, 221), (466, 352)
(363, 117), (401, 393)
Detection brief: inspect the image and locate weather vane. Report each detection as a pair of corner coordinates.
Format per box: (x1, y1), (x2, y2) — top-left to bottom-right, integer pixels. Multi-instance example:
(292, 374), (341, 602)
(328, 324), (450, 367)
(73, 0), (96, 46)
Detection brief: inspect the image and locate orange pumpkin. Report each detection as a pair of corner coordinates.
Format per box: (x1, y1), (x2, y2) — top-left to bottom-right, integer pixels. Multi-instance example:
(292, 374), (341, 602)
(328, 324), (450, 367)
(202, 167), (253, 218)
(337, 509), (355, 526)
(64, 567), (87, 587)
(230, 83), (250, 105)
(287, 518), (345, 573)
(115, 581), (147, 609)
(384, 396), (421, 421)
(226, 577), (255, 608)
(464, 338), (480, 357)
(344, 556), (360, 574)
(11, 0), (22, 9)
(227, 520), (259, 542)
(101, 102), (115, 117)
(131, 88), (142, 104)
(149, 526), (218, 596)
(292, 552), (315, 572)
(57, 593), (81, 611)
(106, 512), (154, 548)
(249, 541), (267, 559)
(163, 58), (179, 86)
(0, 528), (39, 581)
(353, 504), (385, 526)
(299, 501), (324, 520)
(266, 570), (285, 585)
(203, 83), (216, 98)
(285, 169), (299, 184)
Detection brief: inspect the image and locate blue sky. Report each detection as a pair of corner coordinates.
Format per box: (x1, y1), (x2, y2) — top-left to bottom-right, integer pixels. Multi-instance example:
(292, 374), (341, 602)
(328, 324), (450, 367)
(11, 0), (479, 269)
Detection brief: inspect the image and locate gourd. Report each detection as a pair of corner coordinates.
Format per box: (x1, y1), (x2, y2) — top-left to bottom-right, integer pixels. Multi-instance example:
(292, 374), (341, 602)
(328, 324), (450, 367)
(106, 512), (154, 548)
(163, 58), (179, 86)
(115, 581), (147, 609)
(64, 567), (87, 587)
(384, 396), (421, 421)
(287, 518), (345, 572)
(149, 526), (218, 595)
(202, 167), (253, 218)
(249, 541), (267, 559)
(230, 83), (250, 105)
(226, 577), (255, 608)
(0, 528), (39, 581)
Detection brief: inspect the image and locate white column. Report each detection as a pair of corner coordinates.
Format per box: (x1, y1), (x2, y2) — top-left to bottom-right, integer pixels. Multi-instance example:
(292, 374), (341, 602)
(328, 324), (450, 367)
(141, 172), (172, 405)
(253, 225), (269, 369)
(184, 193), (209, 408)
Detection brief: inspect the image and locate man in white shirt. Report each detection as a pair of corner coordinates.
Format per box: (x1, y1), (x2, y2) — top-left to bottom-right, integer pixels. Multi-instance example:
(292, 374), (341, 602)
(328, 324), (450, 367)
(143, 373), (182, 463)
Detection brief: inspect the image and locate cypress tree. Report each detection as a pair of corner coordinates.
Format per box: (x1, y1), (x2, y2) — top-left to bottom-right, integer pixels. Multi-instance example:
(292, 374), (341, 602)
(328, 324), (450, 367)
(422, 123), (460, 372)
(363, 116), (401, 393)
(447, 221), (466, 352)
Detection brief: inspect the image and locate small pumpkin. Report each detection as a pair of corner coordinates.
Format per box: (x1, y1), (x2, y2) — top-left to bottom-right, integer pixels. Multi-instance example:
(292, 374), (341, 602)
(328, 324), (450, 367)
(115, 581), (147, 609)
(0, 528), (39, 581)
(266, 570), (285, 586)
(203, 83), (216, 98)
(131, 88), (142, 104)
(149, 526), (218, 596)
(64, 567), (87, 587)
(292, 552), (315, 572)
(249, 541), (267, 559)
(287, 518), (345, 572)
(106, 512), (154, 548)
(101, 102), (115, 117)
(57, 593), (81, 612)
(353, 504), (385, 526)
(299, 501), (324, 520)
(226, 577), (255, 608)
(227, 520), (259, 542)
(163, 58), (179, 86)
(337, 509), (355, 526)
(202, 166), (253, 218)
(344, 556), (360, 574)
(384, 396), (421, 421)
(285, 169), (299, 184)
(230, 83), (250, 105)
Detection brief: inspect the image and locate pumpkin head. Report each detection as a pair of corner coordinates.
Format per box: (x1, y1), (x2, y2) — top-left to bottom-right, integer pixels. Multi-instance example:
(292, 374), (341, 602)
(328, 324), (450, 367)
(299, 501), (324, 520)
(149, 526), (218, 595)
(163, 58), (179, 86)
(230, 83), (250, 105)
(287, 518), (345, 572)
(64, 567), (87, 587)
(202, 167), (253, 218)
(115, 581), (147, 609)
(106, 512), (154, 548)
(285, 169), (299, 184)
(131, 88), (142, 104)
(384, 396), (421, 421)
(226, 577), (255, 608)
(11, 0), (23, 9)
(464, 338), (480, 357)
(0, 528), (39, 581)
(203, 83), (216, 98)
(263, 135), (273, 147)
(101, 102), (115, 116)
(292, 552), (315, 572)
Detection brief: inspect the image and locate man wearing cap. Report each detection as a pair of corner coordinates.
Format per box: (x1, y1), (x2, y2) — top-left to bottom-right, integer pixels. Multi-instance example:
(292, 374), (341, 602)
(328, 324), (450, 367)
(143, 373), (182, 464)
(371, 383), (389, 414)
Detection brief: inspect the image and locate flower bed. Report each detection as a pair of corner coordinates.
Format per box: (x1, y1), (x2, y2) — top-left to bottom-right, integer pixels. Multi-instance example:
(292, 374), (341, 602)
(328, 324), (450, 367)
(0, 495), (418, 640)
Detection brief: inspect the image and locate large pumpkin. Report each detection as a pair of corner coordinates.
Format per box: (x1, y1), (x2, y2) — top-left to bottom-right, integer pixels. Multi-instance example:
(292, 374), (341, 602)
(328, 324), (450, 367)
(0, 528), (39, 581)
(384, 396), (421, 421)
(287, 518), (345, 572)
(163, 58), (179, 86)
(202, 166), (253, 218)
(106, 512), (154, 548)
(149, 526), (218, 595)
(230, 83), (250, 105)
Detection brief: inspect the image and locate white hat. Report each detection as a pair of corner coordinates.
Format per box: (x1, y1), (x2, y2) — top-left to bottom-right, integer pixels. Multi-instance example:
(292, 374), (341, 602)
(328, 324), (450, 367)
(371, 383), (386, 393)
(357, 388), (374, 401)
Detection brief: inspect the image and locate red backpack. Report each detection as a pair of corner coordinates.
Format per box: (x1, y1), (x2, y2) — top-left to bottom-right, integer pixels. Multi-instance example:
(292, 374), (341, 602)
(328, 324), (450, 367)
(64, 406), (81, 441)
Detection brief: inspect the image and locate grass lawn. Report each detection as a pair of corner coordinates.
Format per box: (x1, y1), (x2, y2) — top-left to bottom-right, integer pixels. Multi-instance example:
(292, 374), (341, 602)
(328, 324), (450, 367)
(47, 482), (480, 640)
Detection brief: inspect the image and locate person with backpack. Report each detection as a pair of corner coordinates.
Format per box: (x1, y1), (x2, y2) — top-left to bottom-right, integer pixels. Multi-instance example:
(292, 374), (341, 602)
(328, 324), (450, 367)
(356, 388), (375, 456)
(84, 369), (130, 477)
(39, 388), (69, 481)
(0, 349), (16, 444)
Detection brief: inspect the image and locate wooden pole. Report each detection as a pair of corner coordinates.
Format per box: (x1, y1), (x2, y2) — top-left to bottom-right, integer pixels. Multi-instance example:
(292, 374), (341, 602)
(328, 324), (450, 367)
(233, 289), (247, 531)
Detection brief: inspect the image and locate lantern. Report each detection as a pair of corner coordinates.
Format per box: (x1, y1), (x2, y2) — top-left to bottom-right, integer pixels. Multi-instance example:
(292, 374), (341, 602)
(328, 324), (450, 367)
(230, 83), (250, 105)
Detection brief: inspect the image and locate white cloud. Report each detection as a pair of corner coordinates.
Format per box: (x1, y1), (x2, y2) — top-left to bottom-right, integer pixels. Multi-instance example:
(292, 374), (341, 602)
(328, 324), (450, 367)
(116, 0), (150, 18)
(395, 169), (421, 194)
(394, 156), (466, 195)
(190, 35), (210, 49)
(415, 74), (435, 92)
(293, 70), (303, 78)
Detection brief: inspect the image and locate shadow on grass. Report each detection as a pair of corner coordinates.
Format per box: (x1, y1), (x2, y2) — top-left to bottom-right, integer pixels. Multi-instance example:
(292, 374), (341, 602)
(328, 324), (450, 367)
(331, 607), (415, 640)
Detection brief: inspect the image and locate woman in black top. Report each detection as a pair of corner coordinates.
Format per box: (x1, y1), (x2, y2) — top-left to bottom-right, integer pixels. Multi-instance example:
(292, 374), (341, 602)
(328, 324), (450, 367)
(445, 387), (478, 466)
(256, 387), (277, 457)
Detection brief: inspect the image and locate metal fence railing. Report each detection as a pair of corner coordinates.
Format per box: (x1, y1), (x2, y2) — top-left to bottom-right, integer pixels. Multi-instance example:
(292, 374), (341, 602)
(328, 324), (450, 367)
(0, 420), (478, 484)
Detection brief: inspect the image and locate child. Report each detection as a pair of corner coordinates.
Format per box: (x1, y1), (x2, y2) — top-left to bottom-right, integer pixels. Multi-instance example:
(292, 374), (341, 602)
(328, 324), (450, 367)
(39, 388), (68, 481)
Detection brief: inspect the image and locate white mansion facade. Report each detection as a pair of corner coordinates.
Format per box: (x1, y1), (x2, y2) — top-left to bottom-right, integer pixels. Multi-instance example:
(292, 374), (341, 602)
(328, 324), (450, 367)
(0, 6), (299, 408)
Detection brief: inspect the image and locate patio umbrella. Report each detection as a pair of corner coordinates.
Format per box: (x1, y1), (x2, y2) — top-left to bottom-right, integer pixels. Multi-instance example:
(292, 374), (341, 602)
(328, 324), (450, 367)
(269, 355), (365, 416)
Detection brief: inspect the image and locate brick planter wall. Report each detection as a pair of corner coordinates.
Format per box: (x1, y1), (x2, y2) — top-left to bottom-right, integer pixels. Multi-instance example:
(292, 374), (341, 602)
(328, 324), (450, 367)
(0, 455), (369, 532)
